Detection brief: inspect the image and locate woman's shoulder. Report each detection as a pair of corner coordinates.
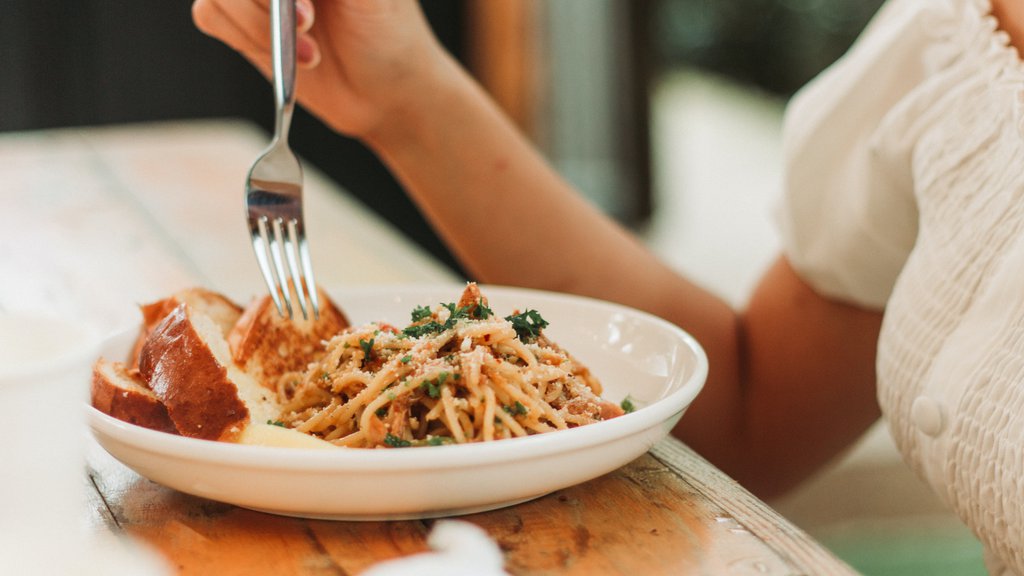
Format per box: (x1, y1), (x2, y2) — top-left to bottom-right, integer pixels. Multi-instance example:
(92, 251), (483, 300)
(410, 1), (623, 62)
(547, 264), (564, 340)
(787, 0), (985, 115)
(775, 0), (1012, 309)
(990, 0), (1024, 57)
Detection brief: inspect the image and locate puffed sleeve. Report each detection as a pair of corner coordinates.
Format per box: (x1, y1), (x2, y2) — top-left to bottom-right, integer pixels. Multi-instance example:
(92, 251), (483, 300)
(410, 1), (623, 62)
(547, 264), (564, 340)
(776, 0), (959, 309)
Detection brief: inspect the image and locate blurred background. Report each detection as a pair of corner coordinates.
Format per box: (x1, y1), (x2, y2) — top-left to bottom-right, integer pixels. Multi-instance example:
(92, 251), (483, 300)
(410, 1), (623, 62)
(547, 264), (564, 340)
(0, 0), (988, 573)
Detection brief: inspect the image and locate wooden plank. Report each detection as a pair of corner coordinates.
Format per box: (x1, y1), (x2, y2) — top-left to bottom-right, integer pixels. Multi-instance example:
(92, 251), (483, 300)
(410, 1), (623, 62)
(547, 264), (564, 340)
(464, 455), (706, 574)
(651, 439), (858, 576)
(86, 435), (853, 575)
(85, 440), (432, 575)
(466, 451), (830, 575)
(86, 425), (431, 574)
(308, 521), (430, 574)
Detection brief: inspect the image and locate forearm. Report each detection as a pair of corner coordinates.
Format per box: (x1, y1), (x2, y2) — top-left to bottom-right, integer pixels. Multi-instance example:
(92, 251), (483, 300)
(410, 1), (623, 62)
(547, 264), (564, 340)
(682, 258), (883, 499)
(364, 56), (700, 308)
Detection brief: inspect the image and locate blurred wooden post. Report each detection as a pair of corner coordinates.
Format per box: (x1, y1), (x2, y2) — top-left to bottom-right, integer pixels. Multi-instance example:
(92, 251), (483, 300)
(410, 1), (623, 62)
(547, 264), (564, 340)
(464, 0), (544, 140)
(464, 1), (653, 224)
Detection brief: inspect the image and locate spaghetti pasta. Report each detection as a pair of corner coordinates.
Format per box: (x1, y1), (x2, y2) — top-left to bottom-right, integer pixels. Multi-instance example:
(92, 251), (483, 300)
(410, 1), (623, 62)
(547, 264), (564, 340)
(275, 284), (625, 448)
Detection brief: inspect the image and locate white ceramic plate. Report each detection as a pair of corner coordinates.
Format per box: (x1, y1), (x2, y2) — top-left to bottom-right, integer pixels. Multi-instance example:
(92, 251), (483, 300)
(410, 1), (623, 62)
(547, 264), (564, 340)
(88, 284), (707, 520)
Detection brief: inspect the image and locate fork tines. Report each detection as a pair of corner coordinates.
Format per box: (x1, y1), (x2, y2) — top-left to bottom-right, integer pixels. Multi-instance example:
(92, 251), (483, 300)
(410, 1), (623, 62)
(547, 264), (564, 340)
(250, 213), (320, 320)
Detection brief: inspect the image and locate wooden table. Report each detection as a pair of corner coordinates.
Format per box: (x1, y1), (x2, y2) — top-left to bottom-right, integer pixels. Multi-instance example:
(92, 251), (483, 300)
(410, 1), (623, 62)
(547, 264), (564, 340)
(1, 120), (857, 575)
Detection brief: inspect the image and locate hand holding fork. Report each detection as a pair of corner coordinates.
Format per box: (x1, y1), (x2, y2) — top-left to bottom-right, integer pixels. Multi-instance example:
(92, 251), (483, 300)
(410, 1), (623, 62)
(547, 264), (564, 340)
(244, 0), (320, 320)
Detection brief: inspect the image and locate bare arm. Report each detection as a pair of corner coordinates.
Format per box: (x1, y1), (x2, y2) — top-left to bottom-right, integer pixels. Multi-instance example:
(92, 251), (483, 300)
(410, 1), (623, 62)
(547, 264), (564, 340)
(194, 0), (883, 498)
(991, 0), (1024, 57)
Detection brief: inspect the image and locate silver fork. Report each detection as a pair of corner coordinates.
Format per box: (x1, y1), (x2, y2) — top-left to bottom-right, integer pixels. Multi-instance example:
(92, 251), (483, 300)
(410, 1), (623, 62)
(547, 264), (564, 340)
(245, 0), (320, 320)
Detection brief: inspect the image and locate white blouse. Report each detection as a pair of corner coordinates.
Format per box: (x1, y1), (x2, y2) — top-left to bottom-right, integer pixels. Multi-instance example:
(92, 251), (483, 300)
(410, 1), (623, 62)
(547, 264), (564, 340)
(777, 0), (1024, 573)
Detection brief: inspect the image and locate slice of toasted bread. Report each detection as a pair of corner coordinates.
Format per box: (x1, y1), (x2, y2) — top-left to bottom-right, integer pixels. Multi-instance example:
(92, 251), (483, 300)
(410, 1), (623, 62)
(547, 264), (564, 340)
(129, 288), (243, 369)
(228, 286), (349, 390)
(91, 359), (177, 434)
(138, 303), (280, 441)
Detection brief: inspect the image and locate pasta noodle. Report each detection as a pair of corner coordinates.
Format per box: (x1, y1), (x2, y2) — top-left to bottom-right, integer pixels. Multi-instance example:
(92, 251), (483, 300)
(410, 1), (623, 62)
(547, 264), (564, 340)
(275, 283), (625, 448)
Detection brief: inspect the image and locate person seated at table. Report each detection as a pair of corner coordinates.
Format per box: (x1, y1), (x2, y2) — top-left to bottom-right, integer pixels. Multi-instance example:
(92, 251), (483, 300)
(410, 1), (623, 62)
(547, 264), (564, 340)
(191, 0), (1024, 573)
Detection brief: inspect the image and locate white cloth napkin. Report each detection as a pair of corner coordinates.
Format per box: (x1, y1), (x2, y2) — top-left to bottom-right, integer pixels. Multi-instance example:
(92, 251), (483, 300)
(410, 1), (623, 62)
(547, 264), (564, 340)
(360, 520), (509, 576)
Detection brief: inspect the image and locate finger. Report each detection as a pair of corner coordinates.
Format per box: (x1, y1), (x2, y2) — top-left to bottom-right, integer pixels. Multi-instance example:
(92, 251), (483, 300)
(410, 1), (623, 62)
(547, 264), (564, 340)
(194, 0), (316, 74)
(296, 0), (315, 34)
(297, 33), (321, 69)
(257, 0), (319, 69)
(193, 0), (272, 56)
(217, 0), (315, 66)
(295, 0), (319, 68)
(194, 0), (279, 82)
(246, 0), (314, 34)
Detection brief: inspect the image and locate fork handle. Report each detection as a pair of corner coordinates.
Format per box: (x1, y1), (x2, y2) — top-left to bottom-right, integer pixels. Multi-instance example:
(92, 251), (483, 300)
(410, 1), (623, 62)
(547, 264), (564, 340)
(270, 0), (297, 143)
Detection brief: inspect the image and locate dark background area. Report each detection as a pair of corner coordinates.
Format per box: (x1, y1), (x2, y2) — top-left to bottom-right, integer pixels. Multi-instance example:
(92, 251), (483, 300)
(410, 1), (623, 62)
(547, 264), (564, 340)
(0, 0), (468, 275)
(651, 0), (886, 96)
(1, 0), (885, 274)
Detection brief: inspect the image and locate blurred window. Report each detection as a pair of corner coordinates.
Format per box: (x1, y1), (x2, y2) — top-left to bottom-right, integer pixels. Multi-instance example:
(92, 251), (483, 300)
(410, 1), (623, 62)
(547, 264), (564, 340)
(650, 0), (886, 95)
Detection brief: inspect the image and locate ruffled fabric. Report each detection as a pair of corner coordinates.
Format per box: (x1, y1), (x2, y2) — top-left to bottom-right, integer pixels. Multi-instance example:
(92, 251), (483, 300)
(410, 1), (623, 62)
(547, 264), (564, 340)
(778, 0), (1024, 573)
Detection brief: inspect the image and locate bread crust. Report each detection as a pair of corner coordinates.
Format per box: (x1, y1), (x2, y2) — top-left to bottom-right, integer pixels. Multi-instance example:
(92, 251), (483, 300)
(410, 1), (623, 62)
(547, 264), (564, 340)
(138, 304), (249, 440)
(91, 360), (177, 434)
(229, 287), (349, 388)
(100, 286), (339, 443)
(129, 288), (243, 369)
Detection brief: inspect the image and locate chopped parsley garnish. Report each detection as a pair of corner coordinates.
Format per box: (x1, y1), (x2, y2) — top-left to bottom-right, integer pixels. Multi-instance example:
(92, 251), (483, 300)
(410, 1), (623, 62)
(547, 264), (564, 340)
(359, 338), (375, 362)
(420, 380), (439, 398)
(400, 354), (413, 364)
(402, 320), (447, 338)
(403, 299), (547, 344)
(384, 434), (411, 448)
(420, 371), (450, 399)
(620, 396), (637, 414)
(410, 305), (433, 322)
(470, 299), (493, 319)
(403, 302), (467, 338)
(401, 436), (455, 447)
(502, 401), (528, 416)
(505, 310), (549, 342)
(266, 420), (286, 427)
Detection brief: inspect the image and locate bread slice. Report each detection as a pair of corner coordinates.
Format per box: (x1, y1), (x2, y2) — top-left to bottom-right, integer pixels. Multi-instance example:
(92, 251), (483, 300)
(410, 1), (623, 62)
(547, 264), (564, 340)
(235, 422), (337, 449)
(91, 359), (177, 434)
(129, 288), (243, 369)
(138, 302), (280, 441)
(228, 286), (349, 390)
